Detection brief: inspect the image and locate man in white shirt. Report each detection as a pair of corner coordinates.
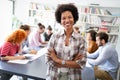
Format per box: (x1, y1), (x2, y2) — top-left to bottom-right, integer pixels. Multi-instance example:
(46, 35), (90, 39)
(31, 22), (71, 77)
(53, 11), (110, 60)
(87, 32), (119, 80)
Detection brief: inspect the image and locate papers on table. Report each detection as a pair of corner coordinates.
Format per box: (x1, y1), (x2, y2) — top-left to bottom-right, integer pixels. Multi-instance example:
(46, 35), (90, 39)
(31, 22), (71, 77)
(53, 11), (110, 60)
(7, 54), (38, 64)
(8, 47), (48, 64)
(8, 60), (29, 64)
(37, 47), (48, 55)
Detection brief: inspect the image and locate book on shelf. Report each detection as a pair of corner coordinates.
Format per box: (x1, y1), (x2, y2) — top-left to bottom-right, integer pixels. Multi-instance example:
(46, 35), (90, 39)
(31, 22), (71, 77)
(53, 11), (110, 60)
(86, 27), (99, 32)
(29, 10), (36, 17)
(98, 26), (108, 33)
(78, 5), (119, 48)
(109, 27), (119, 33)
(30, 2), (37, 9)
(79, 15), (87, 22)
(109, 35), (118, 43)
(112, 17), (120, 25)
(108, 35), (112, 42)
(114, 17), (120, 25)
(104, 10), (112, 15)
(86, 15), (101, 24)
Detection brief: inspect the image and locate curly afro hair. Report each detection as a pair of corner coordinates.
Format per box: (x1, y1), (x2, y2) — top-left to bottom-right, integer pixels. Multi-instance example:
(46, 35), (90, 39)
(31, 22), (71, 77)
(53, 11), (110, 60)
(55, 3), (79, 24)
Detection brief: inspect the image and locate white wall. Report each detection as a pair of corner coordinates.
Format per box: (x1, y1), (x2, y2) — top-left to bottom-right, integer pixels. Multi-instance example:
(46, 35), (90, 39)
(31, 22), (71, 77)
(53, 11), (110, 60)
(0, 0), (12, 45)
(15, 0), (30, 24)
(26, 0), (120, 7)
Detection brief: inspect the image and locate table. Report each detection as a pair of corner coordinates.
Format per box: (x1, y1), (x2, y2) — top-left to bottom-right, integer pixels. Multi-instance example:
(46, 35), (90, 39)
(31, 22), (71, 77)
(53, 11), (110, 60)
(81, 60), (95, 80)
(81, 67), (95, 80)
(0, 55), (47, 80)
(0, 53), (95, 80)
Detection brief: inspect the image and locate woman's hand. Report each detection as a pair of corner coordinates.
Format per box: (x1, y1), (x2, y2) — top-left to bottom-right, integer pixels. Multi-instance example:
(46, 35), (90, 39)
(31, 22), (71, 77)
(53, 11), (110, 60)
(17, 55), (26, 60)
(48, 49), (58, 62)
(1, 55), (26, 60)
(30, 50), (37, 54)
(73, 53), (83, 61)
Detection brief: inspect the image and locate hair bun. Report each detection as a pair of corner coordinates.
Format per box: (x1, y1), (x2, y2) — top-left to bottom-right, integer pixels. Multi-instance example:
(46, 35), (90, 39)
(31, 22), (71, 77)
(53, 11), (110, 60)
(38, 23), (42, 26)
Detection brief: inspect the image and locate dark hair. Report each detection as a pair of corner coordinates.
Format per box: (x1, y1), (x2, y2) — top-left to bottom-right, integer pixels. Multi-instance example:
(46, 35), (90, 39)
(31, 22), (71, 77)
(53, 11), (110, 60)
(87, 30), (97, 41)
(19, 25), (30, 31)
(96, 32), (109, 43)
(55, 3), (79, 24)
(47, 25), (52, 31)
(37, 23), (45, 29)
(74, 27), (79, 30)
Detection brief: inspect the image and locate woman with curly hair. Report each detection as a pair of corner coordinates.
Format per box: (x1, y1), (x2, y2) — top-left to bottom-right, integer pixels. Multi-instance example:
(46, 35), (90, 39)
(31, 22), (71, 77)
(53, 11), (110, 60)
(0, 29), (27, 80)
(46, 3), (86, 80)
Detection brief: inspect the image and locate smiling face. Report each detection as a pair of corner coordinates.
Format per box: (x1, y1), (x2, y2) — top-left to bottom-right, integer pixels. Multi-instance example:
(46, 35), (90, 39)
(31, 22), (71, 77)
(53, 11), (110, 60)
(61, 11), (74, 31)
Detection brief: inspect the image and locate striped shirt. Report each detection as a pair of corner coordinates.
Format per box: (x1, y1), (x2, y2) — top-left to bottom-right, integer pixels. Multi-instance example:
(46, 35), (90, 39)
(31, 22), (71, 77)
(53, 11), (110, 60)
(0, 42), (19, 56)
(46, 30), (86, 80)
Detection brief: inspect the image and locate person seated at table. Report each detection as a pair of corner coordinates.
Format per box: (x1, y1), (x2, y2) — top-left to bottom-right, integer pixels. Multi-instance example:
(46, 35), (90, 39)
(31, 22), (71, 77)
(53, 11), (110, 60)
(43, 25), (53, 42)
(28, 23), (47, 50)
(19, 24), (37, 54)
(86, 30), (98, 53)
(87, 32), (119, 80)
(73, 26), (80, 34)
(0, 29), (27, 80)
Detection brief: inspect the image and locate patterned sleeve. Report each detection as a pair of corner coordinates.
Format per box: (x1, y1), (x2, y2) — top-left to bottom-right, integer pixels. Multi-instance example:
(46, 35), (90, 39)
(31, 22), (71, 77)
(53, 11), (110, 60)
(76, 37), (87, 69)
(45, 33), (56, 66)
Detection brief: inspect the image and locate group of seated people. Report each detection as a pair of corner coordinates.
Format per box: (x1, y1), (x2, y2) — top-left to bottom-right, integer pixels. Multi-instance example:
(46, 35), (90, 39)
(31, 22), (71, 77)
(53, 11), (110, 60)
(67, 27), (119, 80)
(86, 29), (119, 80)
(0, 22), (119, 80)
(0, 23), (53, 80)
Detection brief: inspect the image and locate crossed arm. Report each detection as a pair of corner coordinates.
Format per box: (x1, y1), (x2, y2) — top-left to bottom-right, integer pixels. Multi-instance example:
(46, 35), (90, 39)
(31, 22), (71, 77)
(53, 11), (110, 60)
(46, 49), (84, 69)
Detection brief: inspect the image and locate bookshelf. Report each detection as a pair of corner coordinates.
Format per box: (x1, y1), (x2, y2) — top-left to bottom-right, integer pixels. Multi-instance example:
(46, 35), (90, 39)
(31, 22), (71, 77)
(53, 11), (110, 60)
(28, 2), (55, 27)
(77, 5), (120, 46)
(28, 2), (66, 33)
